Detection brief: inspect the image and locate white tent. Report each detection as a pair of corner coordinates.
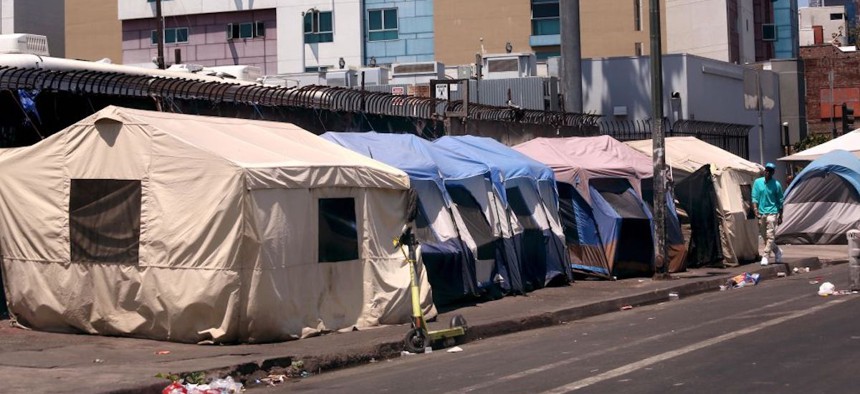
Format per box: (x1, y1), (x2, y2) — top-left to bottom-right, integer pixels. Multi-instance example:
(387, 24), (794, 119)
(626, 137), (763, 266)
(780, 129), (860, 162)
(0, 106), (434, 343)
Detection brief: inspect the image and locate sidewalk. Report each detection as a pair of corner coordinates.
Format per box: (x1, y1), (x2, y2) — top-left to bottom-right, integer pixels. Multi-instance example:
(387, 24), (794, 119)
(0, 245), (847, 393)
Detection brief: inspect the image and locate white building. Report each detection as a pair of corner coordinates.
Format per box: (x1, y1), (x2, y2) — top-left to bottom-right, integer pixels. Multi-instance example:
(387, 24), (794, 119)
(666, 0), (757, 64)
(117, 0), (362, 74)
(799, 5), (848, 46)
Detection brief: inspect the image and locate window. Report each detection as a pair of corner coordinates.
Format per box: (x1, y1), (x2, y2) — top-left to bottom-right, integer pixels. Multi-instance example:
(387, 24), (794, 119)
(634, 42), (643, 56)
(762, 24), (776, 41)
(531, 0), (560, 36)
(70, 179), (142, 264)
(304, 10), (333, 44)
(633, 0), (641, 31)
(150, 27), (188, 45)
(368, 8), (398, 41)
(227, 21), (265, 39)
(831, 13), (844, 21)
(318, 198), (359, 262)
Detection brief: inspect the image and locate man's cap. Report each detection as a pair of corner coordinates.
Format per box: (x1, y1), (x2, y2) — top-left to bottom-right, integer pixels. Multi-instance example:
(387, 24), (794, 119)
(765, 162), (776, 170)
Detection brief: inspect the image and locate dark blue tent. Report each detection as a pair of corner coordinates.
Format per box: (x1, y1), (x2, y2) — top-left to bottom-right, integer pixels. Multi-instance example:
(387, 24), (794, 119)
(434, 136), (569, 289)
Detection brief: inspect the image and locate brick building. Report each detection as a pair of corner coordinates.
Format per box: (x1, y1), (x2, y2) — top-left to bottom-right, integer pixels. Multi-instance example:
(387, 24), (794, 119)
(801, 45), (860, 135)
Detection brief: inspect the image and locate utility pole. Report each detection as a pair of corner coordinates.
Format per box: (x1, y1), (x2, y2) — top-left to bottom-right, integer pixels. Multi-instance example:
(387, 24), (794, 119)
(155, 0), (166, 69)
(649, 0), (668, 278)
(560, 0), (583, 113)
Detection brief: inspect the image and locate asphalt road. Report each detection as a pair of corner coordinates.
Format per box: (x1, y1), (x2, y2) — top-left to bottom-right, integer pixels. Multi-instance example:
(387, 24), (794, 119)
(264, 264), (859, 393)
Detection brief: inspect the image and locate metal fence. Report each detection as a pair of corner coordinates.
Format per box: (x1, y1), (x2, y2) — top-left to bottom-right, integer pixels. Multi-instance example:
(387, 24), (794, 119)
(599, 118), (753, 159)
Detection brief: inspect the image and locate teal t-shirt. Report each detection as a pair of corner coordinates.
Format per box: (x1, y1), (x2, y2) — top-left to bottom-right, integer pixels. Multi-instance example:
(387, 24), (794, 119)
(751, 177), (784, 215)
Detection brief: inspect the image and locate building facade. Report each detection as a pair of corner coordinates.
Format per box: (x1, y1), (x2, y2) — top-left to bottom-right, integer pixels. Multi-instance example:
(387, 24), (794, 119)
(0, 0), (66, 57)
(65, 0), (121, 62)
(583, 53), (783, 167)
(799, 5), (849, 46)
(434, 0), (666, 66)
(118, 0), (362, 74)
(772, 0), (799, 59)
(665, 0), (773, 64)
(363, 0), (434, 66)
(800, 45), (860, 135)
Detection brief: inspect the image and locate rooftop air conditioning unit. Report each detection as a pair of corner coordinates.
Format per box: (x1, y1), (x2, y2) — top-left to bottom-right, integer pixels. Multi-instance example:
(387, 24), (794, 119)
(326, 69), (358, 87)
(0, 34), (50, 56)
(358, 67), (390, 86)
(482, 53), (537, 80)
(390, 61), (445, 84)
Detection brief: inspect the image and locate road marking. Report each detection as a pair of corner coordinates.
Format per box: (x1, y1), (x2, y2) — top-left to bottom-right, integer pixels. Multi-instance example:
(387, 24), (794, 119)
(540, 298), (849, 393)
(449, 294), (808, 394)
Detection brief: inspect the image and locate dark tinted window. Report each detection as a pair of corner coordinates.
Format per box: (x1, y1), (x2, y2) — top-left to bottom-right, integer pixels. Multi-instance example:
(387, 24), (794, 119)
(319, 198), (359, 262)
(70, 179), (141, 264)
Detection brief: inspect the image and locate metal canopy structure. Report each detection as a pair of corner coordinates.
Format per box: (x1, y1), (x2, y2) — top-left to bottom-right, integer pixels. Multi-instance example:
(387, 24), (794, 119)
(0, 66), (600, 129)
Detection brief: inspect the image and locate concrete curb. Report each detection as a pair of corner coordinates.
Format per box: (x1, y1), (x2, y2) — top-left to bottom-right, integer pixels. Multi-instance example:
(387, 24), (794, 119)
(113, 256), (848, 393)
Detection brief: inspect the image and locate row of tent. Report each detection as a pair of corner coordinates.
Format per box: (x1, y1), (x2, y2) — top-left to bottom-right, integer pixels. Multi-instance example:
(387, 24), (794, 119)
(0, 106), (768, 343)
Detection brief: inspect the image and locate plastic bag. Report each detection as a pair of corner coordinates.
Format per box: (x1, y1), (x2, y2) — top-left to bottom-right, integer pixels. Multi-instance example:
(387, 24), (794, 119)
(818, 282), (836, 296)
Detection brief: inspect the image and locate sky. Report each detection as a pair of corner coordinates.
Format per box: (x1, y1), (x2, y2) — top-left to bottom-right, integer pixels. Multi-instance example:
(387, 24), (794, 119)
(799, 0), (808, 6)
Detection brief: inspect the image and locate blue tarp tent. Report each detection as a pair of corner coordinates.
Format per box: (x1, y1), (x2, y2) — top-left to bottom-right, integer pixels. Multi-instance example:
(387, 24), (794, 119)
(777, 149), (860, 245)
(322, 132), (522, 301)
(434, 136), (569, 289)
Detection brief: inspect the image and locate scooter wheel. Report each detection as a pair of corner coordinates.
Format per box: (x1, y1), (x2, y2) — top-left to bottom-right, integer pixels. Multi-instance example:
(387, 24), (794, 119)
(450, 314), (468, 329)
(404, 328), (429, 354)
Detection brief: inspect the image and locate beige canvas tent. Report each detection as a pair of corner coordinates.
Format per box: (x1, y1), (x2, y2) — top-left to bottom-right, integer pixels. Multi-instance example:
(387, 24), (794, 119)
(626, 137), (763, 266)
(0, 106), (434, 343)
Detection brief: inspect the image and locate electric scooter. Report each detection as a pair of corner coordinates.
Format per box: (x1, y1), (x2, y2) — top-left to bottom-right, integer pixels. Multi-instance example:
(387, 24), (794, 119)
(395, 226), (468, 354)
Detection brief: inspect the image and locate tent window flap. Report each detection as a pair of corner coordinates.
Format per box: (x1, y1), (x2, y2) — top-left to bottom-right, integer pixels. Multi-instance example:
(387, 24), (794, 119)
(318, 198), (359, 262)
(69, 179), (141, 264)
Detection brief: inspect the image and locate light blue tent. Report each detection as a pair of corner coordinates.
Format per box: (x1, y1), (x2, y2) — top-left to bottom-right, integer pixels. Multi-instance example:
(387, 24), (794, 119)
(434, 136), (569, 289)
(778, 149), (860, 245)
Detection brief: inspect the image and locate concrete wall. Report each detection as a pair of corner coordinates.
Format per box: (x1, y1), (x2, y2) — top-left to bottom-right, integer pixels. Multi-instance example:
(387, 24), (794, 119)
(0, 0), (12, 34)
(666, 0), (731, 62)
(799, 6), (848, 46)
(122, 10), (278, 73)
(582, 53), (783, 165)
(1, 0), (65, 56)
(580, 0), (666, 58)
(364, 0), (434, 66)
(433, 0), (530, 66)
(66, 0), (122, 62)
(770, 58), (808, 146)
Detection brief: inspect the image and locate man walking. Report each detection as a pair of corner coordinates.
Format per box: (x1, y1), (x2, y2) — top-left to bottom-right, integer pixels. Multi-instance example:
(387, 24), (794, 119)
(752, 162), (784, 266)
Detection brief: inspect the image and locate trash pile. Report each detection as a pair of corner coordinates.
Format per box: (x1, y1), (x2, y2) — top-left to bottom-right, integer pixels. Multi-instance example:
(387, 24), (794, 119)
(161, 376), (243, 394)
(723, 272), (760, 289)
(817, 282), (858, 297)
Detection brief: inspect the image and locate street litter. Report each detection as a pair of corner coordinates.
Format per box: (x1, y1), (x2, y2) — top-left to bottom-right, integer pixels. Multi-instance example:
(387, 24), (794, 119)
(155, 350), (171, 355)
(621, 305), (633, 310)
(286, 360), (309, 379)
(260, 374), (286, 387)
(447, 346), (464, 353)
(793, 267), (799, 274)
(161, 376), (243, 394)
(777, 272), (786, 278)
(725, 273), (760, 289)
(92, 358), (104, 364)
(818, 282), (835, 296)
(668, 292), (679, 301)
